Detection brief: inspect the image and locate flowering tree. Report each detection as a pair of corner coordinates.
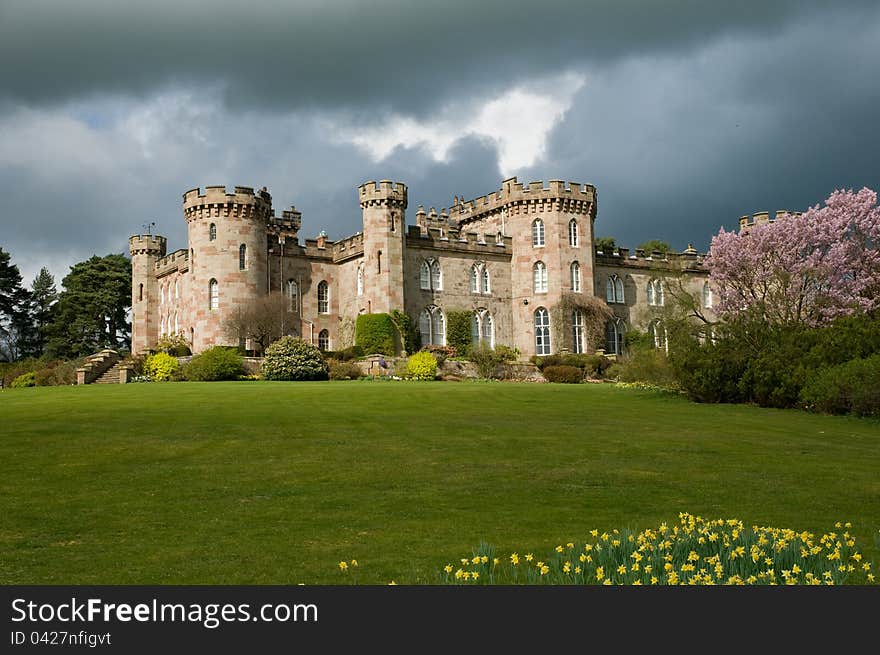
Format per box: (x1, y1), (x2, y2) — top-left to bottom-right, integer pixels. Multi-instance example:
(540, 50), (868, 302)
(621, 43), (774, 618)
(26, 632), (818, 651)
(707, 187), (880, 326)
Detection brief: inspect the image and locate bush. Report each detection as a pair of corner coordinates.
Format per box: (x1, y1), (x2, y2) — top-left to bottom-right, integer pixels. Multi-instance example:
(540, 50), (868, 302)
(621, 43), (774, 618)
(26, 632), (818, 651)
(328, 360), (363, 380)
(423, 344), (456, 365)
(325, 345), (365, 362)
(262, 337), (329, 381)
(469, 343), (505, 379)
(493, 345), (520, 362)
(184, 346), (245, 381)
(155, 332), (192, 356)
(390, 309), (420, 355)
(606, 348), (677, 388)
(407, 351), (438, 380)
(355, 314), (398, 355)
(542, 365), (583, 383)
(143, 352), (180, 382)
(800, 354), (880, 417)
(445, 311), (474, 353)
(10, 372), (36, 388)
(33, 359), (82, 386)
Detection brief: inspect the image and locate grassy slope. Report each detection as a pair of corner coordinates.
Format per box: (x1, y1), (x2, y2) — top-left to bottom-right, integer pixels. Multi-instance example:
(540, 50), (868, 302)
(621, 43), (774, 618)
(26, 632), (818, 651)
(1, 381), (878, 584)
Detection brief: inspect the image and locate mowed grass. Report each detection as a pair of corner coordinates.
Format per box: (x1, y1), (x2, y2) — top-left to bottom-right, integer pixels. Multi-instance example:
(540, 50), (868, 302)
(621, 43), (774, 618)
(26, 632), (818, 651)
(1, 381), (878, 584)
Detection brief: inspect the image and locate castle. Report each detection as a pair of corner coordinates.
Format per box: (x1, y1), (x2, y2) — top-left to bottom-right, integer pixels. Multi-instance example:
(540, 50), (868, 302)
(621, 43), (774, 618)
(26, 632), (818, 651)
(129, 177), (717, 358)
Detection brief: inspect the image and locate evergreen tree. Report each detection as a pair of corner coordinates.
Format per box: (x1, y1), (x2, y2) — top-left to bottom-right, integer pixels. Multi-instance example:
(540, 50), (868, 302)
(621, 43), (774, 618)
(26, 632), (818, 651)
(29, 267), (58, 357)
(0, 247), (31, 361)
(637, 239), (672, 255)
(46, 254), (132, 358)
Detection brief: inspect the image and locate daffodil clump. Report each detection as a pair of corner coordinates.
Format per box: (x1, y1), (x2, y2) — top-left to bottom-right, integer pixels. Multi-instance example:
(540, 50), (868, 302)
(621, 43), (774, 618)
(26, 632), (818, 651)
(440, 513), (876, 585)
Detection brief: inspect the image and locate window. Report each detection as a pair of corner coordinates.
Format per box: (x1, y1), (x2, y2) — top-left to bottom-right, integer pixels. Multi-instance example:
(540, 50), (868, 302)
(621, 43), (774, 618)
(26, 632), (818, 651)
(175, 280), (179, 299)
(606, 275), (624, 303)
(174, 312), (179, 335)
(572, 310), (585, 353)
(138, 283), (143, 302)
(471, 309), (494, 348)
(647, 279), (664, 306)
(287, 279), (299, 312)
(357, 265), (364, 296)
(317, 281), (329, 314)
(569, 219), (579, 247)
(533, 261), (547, 293)
(648, 319), (667, 352)
(209, 223), (216, 241)
(239, 244), (247, 270)
(160, 317), (165, 337)
(419, 305), (445, 346)
(209, 279), (218, 310)
(160, 284), (165, 305)
(605, 319), (624, 355)
(470, 263), (491, 294)
(420, 259), (442, 291)
(532, 219), (545, 247)
(570, 261), (581, 292)
(534, 307), (551, 355)
(318, 329), (329, 351)
(702, 281), (713, 308)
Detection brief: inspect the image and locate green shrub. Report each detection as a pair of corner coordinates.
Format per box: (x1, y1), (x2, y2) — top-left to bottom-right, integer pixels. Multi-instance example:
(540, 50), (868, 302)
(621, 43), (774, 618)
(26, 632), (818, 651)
(10, 372), (36, 388)
(606, 348), (677, 388)
(325, 345), (365, 362)
(407, 351), (438, 381)
(800, 354), (880, 417)
(328, 360), (363, 380)
(542, 365), (583, 383)
(184, 346), (245, 381)
(423, 345), (456, 365)
(469, 343), (505, 379)
(493, 345), (520, 362)
(355, 314), (398, 355)
(390, 309), (420, 354)
(33, 359), (82, 386)
(262, 337), (329, 381)
(445, 311), (474, 353)
(155, 333), (192, 356)
(143, 352), (180, 382)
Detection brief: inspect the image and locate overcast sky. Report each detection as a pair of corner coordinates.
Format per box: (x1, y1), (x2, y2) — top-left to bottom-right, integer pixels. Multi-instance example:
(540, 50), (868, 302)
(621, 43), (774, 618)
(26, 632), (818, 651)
(1, 0), (878, 285)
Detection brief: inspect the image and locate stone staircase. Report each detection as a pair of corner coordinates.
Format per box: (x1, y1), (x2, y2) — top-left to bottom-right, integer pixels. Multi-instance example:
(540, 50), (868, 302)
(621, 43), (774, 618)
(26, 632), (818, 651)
(76, 349), (132, 385)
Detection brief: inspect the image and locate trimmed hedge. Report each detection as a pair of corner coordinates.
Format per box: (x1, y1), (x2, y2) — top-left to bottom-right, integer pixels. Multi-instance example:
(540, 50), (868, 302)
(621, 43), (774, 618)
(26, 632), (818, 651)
(355, 314), (397, 355)
(184, 346), (245, 381)
(799, 354), (880, 416)
(542, 365), (583, 383)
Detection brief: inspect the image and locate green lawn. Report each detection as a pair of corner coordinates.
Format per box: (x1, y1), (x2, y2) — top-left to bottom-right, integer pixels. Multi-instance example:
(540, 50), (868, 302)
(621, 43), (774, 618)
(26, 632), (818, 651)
(1, 381), (878, 584)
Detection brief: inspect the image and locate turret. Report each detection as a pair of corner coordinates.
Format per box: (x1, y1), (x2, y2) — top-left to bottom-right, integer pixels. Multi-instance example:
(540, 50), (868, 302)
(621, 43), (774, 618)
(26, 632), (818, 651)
(129, 234), (167, 354)
(358, 180), (407, 314)
(182, 185), (272, 352)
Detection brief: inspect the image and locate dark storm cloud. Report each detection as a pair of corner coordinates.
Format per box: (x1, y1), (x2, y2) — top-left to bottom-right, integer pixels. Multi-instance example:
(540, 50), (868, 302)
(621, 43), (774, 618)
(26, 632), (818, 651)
(1, 0), (875, 114)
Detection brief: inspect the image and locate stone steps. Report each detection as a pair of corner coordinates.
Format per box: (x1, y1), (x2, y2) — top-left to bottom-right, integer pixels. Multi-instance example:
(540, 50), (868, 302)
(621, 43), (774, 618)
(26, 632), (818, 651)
(94, 361), (126, 384)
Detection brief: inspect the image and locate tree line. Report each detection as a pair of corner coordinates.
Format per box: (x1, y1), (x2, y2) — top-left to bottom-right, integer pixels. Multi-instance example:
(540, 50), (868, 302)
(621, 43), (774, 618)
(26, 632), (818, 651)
(0, 249), (131, 362)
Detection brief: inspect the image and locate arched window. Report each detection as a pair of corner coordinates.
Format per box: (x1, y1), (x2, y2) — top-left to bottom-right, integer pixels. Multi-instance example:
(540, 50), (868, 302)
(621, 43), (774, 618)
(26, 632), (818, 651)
(534, 307), (551, 355)
(469, 263), (491, 294)
(160, 283), (165, 305)
(287, 279), (299, 312)
(317, 281), (329, 314)
(482, 265), (490, 294)
(160, 317), (165, 337)
(470, 264), (480, 294)
(419, 305), (445, 346)
(174, 312), (179, 335)
(138, 283), (143, 302)
(605, 319), (624, 355)
(209, 279), (218, 310)
(570, 261), (581, 292)
(648, 319), (667, 351)
(420, 259), (442, 291)
(209, 223), (216, 241)
(318, 329), (329, 351)
(702, 281), (713, 308)
(239, 244), (247, 270)
(532, 218), (545, 247)
(572, 310), (585, 353)
(174, 279), (179, 299)
(569, 219), (579, 247)
(471, 309), (494, 348)
(533, 261), (547, 293)
(606, 275), (624, 303)
(647, 279), (664, 306)
(357, 265), (364, 296)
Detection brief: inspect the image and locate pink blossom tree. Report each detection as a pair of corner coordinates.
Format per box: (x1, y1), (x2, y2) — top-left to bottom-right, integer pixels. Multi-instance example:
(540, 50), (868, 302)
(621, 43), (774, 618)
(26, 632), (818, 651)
(706, 187), (880, 326)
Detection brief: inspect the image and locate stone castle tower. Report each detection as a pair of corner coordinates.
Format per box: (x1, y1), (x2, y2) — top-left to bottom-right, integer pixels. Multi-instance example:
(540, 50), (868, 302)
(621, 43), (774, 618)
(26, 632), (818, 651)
(359, 180), (407, 314)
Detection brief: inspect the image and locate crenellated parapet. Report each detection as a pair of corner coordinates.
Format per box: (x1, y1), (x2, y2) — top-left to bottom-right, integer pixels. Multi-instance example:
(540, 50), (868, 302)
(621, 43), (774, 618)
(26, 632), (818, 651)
(129, 234), (167, 257)
(406, 224), (512, 256)
(332, 232), (365, 262)
(183, 185), (274, 223)
(358, 180), (408, 210)
(595, 245), (707, 272)
(154, 249), (189, 276)
(449, 176), (596, 227)
(738, 209), (800, 233)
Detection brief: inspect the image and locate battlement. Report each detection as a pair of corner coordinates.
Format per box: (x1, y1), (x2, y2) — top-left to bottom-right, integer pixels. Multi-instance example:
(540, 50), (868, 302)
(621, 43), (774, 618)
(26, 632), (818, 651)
(406, 224), (512, 256)
(154, 249), (189, 276)
(449, 176), (596, 226)
(269, 205), (302, 234)
(358, 180), (408, 209)
(129, 234), (167, 257)
(738, 209), (800, 232)
(332, 232), (365, 262)
(595, 245), (707, 272)
(182, 184), (274, 222)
